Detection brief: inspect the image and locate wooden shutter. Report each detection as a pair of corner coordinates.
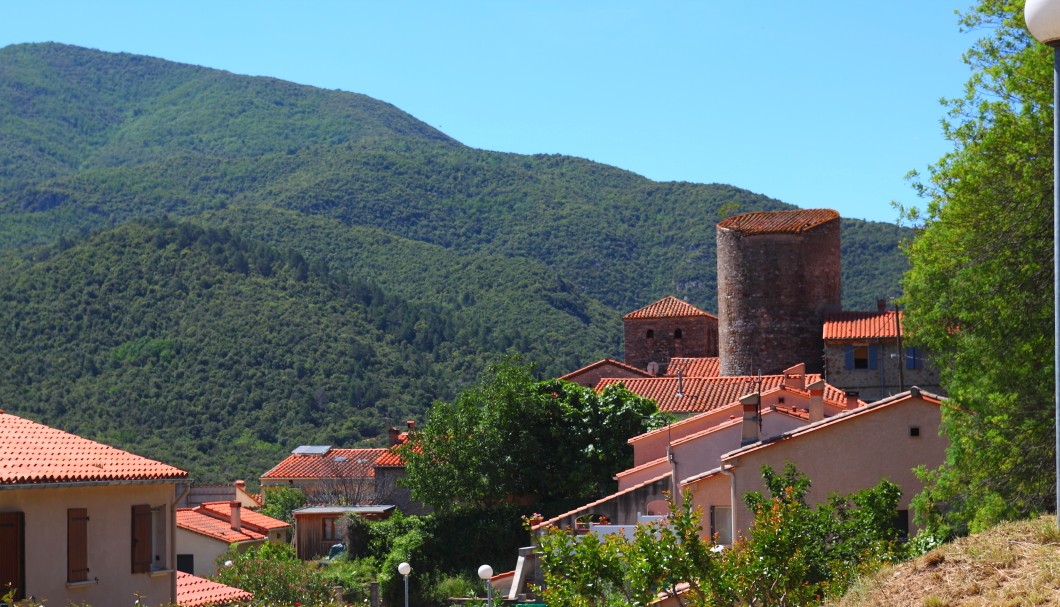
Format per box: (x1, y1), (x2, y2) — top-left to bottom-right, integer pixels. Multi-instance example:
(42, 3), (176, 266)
(0, 511), (25, 600)
(131, 505), (152, 573)
(844, 346), (854, 370)
(868, 345), (879, 370)
(67, 508), (89, 582)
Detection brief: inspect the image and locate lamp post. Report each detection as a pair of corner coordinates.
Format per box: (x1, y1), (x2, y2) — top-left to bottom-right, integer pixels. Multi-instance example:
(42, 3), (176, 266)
(1026, 0), (1060, 529)
(397, 562), (411, 607)
(478, 564), (494, 607)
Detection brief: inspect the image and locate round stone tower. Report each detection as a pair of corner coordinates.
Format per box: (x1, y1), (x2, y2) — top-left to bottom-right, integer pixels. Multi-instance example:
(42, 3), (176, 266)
(716, 209), (841, 376)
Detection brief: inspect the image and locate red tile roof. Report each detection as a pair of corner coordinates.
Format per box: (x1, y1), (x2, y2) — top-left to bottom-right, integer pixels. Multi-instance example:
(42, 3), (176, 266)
(373, 445), (406, 468)
(559, 358), (652, 382)
(0, 410), (187, 485)
(623, 296), (715, 319)
(665, 357), (720, 378)
(197, 502), (290, 532)
(823, 311), (904, 340)
(260, 447), (386, 480)
(176, 572), (253, 607)
(597, 374), (853, 414)
(717, 209), (839, 234)
(177, 508), (266, 543)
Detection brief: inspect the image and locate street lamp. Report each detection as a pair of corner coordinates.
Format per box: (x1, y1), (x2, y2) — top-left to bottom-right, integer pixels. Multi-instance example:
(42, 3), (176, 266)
(1026, 0), (1060, 529)
(477, 564), (494, 607)
(397, 562), (411, 607)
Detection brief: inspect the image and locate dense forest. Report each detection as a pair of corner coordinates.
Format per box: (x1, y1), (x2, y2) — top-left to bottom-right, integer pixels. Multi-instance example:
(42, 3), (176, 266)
(0, 42), (910, 483)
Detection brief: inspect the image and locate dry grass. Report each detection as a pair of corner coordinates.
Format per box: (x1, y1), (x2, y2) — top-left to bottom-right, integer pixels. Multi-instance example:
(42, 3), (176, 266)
(828, 516), (1060, 607)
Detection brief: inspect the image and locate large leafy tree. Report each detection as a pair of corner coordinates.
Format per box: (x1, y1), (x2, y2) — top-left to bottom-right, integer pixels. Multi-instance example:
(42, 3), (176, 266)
(399, 360), (666, 511)
(902, 0), (1054, 532)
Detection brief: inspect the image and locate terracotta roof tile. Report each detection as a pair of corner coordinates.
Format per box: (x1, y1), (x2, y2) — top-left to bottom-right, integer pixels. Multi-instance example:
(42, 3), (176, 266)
(717, 209), (839, 234)
(0, 411), (187, 485)
(261, 447), (385, 480)
(559, 358), (652, 382)
(197, 502), (290, 532)
(596, 375), (850, 414)
(373, 445), (406, 468)
(176, 571), (253, 607)
(623, 296), (715, 320)
(176, 508), (266, 543)
(665, 357), (720, 378)
(823, 311), (904, 340)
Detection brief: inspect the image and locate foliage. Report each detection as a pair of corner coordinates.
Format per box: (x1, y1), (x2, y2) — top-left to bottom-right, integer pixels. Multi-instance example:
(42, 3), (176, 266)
(259, 487), (307, 524)
(900, 0), (1055, 533)
(400, 360), (666, 510)
(210, 542), (341, 606)
(537, 465), (907, 607)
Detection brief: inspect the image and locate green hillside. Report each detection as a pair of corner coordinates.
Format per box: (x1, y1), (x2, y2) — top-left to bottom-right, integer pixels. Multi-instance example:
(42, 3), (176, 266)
(0, 43), (910, 481)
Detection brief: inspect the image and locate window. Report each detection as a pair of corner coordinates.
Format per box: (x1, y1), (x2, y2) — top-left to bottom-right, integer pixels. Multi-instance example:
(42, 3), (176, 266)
(0, 511), (25, 600)
(845, 345), (878, 370)
(910, 426), (921, 437)
(709, 506), (733, 545)
(673, 328), (683, 339)
(646, 329), (654, 339)
(893, 510), (910, 541)
(177, 554), (195, 575)
(906, 347), (924, 370)
(68, 508), (89, 583)
(323, 517), (340, 541)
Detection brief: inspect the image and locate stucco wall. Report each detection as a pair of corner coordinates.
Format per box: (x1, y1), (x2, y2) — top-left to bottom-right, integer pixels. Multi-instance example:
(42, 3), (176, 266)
(704, 396), (945, 541)
(0, 482), (177, 606)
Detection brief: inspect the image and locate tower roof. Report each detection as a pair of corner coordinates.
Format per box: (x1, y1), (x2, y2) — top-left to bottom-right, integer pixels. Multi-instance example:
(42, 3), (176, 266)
(623, 296), (714, 320)
(717, 209), (839, 234)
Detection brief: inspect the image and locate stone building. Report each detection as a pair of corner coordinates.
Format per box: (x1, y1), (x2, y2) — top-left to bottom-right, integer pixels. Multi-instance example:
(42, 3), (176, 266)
(622, 295), (718, 375)
(716, 209), (841, 376)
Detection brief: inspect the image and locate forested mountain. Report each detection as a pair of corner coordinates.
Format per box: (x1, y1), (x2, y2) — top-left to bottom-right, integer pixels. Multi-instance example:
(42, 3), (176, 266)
(0, 43), (909, 482)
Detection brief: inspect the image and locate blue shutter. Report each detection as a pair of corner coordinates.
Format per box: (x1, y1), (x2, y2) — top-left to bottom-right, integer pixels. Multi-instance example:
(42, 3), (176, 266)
(868, 345), (879, 370)
(844, 346), (854, 370)
(906, 348), (922, 370)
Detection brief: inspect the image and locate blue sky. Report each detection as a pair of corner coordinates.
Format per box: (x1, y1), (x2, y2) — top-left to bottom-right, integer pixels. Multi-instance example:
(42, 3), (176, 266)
(1, 1), (978, 223)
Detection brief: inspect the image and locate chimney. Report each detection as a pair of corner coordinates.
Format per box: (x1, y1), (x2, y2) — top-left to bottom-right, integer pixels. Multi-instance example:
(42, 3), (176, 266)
(807, 379), (825, 422)
(406, 420), (416, 431)
(234, 480), (246, 491)
(230, 501), (242, 532)
(388, 426), (400, 446)
(782, 363), (806, 389)
(740, 393), (761, 446)
(845, 390), (860, 409)
(877, 299), (887, 312)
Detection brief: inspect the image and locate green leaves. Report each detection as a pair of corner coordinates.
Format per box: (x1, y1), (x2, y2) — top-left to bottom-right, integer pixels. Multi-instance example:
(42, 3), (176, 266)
(902, 0), (1055, 533)
(400, 361), (665, 511)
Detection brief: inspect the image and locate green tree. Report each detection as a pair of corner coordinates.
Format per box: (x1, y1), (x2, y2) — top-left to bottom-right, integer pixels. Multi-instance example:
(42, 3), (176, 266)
(259, 486), (307, 524)
(399, 359), (666, 511)
(900, 0), (1054, 533)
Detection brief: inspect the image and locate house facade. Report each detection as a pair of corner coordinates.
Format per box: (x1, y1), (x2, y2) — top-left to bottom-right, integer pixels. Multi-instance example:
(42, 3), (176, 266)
(0, 409), (188, 606)
(823, 305), (942, 401)
(175, 501), (289, 577)
(684, 388), (947, 544)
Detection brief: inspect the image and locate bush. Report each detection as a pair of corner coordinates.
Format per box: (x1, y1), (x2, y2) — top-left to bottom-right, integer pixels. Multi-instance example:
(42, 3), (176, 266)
(211, 542), (341, 606)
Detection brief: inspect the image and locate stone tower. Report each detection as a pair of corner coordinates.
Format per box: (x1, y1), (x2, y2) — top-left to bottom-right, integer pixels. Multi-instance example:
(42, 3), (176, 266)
(716, 209), (841, 376)
(623, 295), (718, 375)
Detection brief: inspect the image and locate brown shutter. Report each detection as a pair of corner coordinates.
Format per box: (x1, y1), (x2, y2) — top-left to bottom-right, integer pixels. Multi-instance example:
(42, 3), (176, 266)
(131, 505), (152, 574)
(0, 511), (25, 600)
(67, 508), (89, 582)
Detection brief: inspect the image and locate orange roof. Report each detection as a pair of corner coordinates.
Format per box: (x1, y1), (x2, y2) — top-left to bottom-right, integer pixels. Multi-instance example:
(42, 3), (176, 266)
(624, 296), (715, 320)
(533, 471), (672, 530)
(176, 508), (266, 544)
(823, 311), (904, 340)
(597, 374), (816, 413)
(665, 357), (720, 378)
(197, 502), (289, 532)
(176, 572), (253, 607)
(0, 410), (187, 485)
(374, 445), (406, 468)
(559, 358), (652, 381)
(717, 209), (839, 234)
(261, 447), (386, 480)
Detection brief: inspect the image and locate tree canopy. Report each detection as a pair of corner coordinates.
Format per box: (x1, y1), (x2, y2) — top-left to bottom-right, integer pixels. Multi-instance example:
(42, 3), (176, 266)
(399, 361), (667, 511)
(901, 0), (1054, 532)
